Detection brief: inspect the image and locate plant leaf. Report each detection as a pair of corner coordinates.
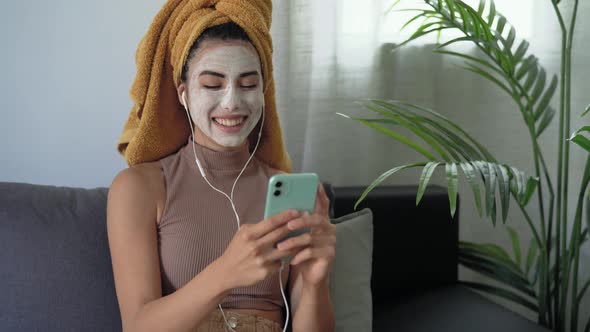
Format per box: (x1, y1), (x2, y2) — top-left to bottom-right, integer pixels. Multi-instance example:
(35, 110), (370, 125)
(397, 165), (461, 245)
(506, 226), (522, 267)
(456, 4), (470, 31)
(505, 26), (516, 53)
(436, 36), (482, 49)
(536, 106), (555, 138)
(569, 126), (590, 152)
(460, 162), (483, 217)
(346, 116), (438, 160)
(477, 0), (486, 16)
(523, 65), (538, 92)
(477, 161), (498, 224)
(487, 0), (496, 25)
(384, 0), (402, 14)
(417, 162), (442, 205)
(582, 104), (590, 117)
(434, 49), (504, 78)
(577, 277), (590, 305)
(530, 68), (547, 105)
(389, 100), (496, 160)
(525, 238), (539, 275)
(495, 15), (507, 36)
(361, 101), (452, 161)
(459, 253), (535, 297)
(446, 162), (459, 217)
(513, 40), (529, 63)
(516, 55), (537, 80)
(521, 176), (539, 206)
(495, 164), (511, 223)
(460, 241), (522, 274)
(401, 11), (431, 32)
(369, 99), (479, 160)
(463, 63), (513, 96)
(459, 281), (538, 312)
(534, 75), (558, 121)
(509, 166), (524, 199)
(354, 162), (427, 210)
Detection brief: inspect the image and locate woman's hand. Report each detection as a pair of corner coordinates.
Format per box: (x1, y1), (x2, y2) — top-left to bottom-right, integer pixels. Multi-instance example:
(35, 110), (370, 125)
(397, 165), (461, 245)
(215, 209), (303, 290)
(276, 184), (336, 286)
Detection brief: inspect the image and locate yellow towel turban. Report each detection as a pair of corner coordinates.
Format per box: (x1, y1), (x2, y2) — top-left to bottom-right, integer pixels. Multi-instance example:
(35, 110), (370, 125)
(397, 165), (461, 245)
(117, 0), (292, 173)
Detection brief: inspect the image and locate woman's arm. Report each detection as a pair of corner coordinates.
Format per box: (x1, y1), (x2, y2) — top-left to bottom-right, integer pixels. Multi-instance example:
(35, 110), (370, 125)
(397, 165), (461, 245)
(280, 183), (336, 332)
(107, 168), (230, 332)
(288, 268), (335, 332)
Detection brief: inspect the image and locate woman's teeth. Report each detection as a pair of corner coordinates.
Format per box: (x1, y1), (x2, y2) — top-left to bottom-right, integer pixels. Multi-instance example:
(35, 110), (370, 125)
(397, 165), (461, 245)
(213, 117), (246, 127)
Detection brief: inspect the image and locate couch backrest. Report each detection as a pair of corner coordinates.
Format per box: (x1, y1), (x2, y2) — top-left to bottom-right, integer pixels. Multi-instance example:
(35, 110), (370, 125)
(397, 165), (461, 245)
(0, 181), (457, 330)
(332, 185), (459, 306)
(0, 182), (121, 332)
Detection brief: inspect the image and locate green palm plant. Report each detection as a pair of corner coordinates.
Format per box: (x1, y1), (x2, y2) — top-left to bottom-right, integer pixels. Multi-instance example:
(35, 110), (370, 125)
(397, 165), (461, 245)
(337, 0), (589, 331)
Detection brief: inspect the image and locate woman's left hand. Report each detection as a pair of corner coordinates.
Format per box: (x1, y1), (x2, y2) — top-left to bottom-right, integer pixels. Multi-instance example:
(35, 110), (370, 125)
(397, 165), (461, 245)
(276, 183), (336, 286)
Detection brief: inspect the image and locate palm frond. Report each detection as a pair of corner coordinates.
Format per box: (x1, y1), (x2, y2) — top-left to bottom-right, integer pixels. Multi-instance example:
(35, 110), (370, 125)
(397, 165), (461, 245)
(460, 280), (539, 312)
(341, 99), (538, 222)
(353, 162), (428, 210)
(396, 0), (557, 138)
(459, 241), (537, 300)
(506, 226), (522, 267)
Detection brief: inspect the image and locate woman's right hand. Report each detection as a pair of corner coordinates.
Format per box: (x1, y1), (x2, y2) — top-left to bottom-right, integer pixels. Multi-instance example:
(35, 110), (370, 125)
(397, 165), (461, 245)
(214, 209), (304, 290)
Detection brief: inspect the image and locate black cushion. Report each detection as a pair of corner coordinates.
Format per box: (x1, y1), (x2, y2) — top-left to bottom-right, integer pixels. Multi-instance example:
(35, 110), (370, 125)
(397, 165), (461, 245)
(332, 185), (459, 304)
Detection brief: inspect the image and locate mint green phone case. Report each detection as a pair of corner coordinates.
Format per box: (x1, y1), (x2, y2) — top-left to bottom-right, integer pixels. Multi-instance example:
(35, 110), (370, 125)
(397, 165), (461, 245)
(264, 172), (318, 219)
(264, 173), (319, 244)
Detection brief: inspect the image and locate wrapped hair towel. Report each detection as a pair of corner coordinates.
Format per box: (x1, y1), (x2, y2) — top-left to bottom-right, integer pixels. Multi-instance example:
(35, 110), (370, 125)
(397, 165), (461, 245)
(117, 0), (292, 173)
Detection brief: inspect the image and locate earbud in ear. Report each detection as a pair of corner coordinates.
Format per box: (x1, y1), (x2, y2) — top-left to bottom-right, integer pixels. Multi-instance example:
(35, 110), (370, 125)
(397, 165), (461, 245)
(182, 91), (187, 108)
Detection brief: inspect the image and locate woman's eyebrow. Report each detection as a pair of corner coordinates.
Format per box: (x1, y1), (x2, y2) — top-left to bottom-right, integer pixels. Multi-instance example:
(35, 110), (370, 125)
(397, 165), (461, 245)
(199, 70), (225, 78)
(199, 70), (259, 78)
(239, 71), (259, 78)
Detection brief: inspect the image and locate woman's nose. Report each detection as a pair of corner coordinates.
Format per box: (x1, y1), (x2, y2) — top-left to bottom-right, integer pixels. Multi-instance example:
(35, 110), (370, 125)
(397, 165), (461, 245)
(220, 86), (241, 111)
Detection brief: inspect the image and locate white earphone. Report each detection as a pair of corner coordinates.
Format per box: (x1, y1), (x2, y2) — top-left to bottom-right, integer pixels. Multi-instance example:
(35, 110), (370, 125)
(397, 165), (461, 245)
(182, 92), (207, 178)
(181, 90), (289, 332)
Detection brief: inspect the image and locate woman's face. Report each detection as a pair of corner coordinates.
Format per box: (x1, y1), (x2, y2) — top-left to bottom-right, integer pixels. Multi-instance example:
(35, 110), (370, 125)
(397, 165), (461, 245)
(179, 39), (264, 151)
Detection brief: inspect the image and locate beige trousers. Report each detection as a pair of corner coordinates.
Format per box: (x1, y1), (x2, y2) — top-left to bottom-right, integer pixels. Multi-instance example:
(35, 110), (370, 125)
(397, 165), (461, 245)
(196, 310), (283, 332)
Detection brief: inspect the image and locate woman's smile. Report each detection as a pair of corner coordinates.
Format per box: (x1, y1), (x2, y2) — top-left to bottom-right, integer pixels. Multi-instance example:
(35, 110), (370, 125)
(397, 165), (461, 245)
(212, 115), (249, 133)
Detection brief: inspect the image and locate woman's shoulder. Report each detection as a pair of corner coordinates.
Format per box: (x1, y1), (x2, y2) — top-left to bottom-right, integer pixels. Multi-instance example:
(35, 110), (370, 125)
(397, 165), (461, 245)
(109, 161), (166, 224)
(112, 161), (164, 189)
(257, 159), (287, 178)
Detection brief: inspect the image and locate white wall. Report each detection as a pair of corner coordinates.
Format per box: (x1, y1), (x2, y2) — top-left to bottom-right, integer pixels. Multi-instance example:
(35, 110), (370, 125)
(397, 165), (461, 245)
(0, 0), (166, 188)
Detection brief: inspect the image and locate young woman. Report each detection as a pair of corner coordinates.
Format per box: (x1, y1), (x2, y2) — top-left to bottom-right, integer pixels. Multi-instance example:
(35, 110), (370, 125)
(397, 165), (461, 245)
(107, 2), (335, 332)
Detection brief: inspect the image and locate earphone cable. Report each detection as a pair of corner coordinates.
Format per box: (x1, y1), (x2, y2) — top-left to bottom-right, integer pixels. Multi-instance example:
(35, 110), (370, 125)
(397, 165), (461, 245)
(182, 97), (289, 332)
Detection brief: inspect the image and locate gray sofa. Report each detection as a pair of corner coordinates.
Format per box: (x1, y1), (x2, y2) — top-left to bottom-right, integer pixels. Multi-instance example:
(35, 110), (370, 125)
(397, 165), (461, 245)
(0, 181), (549, 331)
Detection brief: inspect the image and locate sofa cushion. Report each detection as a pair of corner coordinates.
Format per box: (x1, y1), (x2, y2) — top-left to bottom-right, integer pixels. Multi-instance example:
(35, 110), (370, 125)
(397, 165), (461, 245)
(329, 208), (373, 332)
(0, 182), (121, 332)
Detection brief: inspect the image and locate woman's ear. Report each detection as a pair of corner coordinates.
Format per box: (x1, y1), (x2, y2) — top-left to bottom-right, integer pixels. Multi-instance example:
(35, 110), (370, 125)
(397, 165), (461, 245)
(177, 83), (187, 107)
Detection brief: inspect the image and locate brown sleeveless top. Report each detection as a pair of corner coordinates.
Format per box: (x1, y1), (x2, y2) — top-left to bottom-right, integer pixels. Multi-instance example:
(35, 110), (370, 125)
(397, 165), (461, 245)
(157, 136), (289, 311)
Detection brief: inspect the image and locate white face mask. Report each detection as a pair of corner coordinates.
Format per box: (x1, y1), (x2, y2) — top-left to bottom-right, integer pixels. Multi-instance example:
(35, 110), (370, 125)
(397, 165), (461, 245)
(184, 41), (264, 149)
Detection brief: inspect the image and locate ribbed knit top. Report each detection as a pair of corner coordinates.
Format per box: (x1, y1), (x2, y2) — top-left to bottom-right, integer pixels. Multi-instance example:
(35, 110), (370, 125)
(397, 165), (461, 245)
(157, 135), (289, 311)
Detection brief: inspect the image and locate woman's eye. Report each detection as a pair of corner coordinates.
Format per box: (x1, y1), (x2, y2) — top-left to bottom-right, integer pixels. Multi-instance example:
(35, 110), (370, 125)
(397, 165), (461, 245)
(242, 84), (257, 89)
(203, 85), (221, 89)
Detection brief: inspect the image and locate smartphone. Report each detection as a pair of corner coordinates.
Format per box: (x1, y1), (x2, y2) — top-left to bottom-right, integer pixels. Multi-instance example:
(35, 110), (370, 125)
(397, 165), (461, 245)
(264, 172), (319, 244)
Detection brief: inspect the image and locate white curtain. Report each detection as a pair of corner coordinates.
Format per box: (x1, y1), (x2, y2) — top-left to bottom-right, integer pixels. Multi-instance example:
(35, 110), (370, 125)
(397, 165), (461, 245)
(270, 0), (590, 325)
